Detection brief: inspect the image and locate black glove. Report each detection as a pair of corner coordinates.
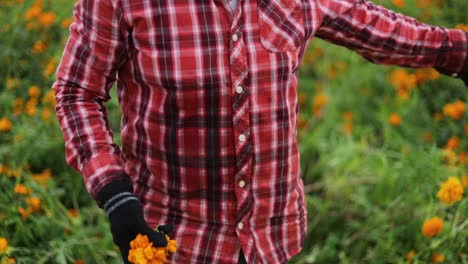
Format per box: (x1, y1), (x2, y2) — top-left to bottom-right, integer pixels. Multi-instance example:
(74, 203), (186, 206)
(96, 178), (173, 264)
(460, 65), (468, 86)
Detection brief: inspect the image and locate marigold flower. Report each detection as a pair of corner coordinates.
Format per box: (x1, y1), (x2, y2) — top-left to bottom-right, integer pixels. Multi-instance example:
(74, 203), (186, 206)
(443, 100), (465, 120)
(458, 152), (468, 166)
(26, 197), (41, 212)
(432, 253), (445, 263)
(455, 24), (468, 31)
(6, 78), (19, 90)
(0, 237), (8, 253)
(43, 59), (57, 77)
(392, 0), (405, 8)
(414, 68), (440, 83)
(437, 177), (464, 205)
(8, 257), (15, 264)
(13, 98), (24, 115)
(14, 184), (31, 195)
(389, 69), (417, 99)
(462, 175), (468, 187)
(343, 122), (353, 134)
(389, 113), (401, 126)
(74, 260), (85, 264)
(32, 40), (46, 53)
(444, 136), (460, 150)
(28, 85), (41, 97)
(61, 18), (74, 28)
(24, 5), (41, 20)
(18, 206), (31, 220)
(0, 117), (12, 132)
(128, 233), (177, 264)
(298, 93), (307, 107)
(342, 111), (353, 121)
(405, 250), (416, 262)
(313, 93), (328, 108)
(422, 217), (444, 237)
(38, 12), (56, 27)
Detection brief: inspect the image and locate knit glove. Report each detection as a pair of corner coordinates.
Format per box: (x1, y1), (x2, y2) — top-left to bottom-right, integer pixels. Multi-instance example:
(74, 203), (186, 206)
(96, 179), (173, 264)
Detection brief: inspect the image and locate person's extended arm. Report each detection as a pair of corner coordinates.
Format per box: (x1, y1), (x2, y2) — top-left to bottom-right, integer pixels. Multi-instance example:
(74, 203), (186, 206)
(52, 0), (171, 262)
(314, 0), (467, 83)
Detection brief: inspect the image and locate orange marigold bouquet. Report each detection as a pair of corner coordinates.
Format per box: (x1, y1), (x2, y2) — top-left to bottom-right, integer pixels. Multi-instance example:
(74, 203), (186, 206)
(128, 232), (177, 264)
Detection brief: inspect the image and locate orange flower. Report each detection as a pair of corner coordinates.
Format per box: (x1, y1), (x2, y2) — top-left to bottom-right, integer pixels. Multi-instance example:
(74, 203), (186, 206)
(67, 208), (79, 218)
(42, 90), (57, 107)
(14, 184), (31, 195)
(405, 250), (416, 262)
(343, 122), (353, 134)
(462, 175), (468, 187)
(38, 12), (56, 27)
(28, 85), (41, 97)
(422, 217), (444, 237)
(458, 152), (468, 166)
(128, 233), (177, 264)
(26, 197), (41, 212)
(0, 117), (12, 132)
(13, 98), (24, 115)
(389, 113), (401, 126)
(455, 24), (468, 31)
(392, 0), (405, 8)
(342, 111), (353, 121)
(437, 177), (464, 205)
(0, 237), (8, 253)
(432, 253), (445, 263)
(74, 259), (86, 264)
(24, 5), (41, 20)
(18, 206), (31, 220)
(414, 68), (440, 83)
(43, 59), (57, 77)
(443, 100), (465, 120)
(313, 93), (328, 109)
(389, 69), (417, 100)
(297, 116), (307, 130)
(61, 18), (74, 28)
(32, 40), (46, 53)
(444, 136), (460, 150)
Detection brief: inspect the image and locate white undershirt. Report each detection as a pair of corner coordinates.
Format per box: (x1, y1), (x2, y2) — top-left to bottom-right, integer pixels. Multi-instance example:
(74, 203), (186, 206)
(230, 0), (238, 11)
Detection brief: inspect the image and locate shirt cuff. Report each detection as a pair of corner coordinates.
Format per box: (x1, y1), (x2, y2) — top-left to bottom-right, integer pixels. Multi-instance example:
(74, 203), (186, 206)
(82, 153), (128, 199)
(434, 29), (468, 80)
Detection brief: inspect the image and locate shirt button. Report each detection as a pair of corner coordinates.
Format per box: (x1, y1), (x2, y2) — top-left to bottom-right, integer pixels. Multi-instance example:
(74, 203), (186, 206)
(239, 180), (246, 188)
(235, 86), (243, 94)
(237, 222), (244, 230)
(451, 73), (458, 78)
(238, 134), (246, 142)
(232, 34), (238, 41)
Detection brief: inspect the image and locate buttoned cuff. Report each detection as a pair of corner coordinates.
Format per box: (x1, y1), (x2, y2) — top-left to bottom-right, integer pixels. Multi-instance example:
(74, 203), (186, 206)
(434, 29), (468, 82)
(82, 153), (128, 200)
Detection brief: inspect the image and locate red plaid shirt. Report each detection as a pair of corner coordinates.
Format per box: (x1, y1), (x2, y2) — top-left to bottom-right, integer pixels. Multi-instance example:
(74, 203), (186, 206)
(53, 0), (467, 263)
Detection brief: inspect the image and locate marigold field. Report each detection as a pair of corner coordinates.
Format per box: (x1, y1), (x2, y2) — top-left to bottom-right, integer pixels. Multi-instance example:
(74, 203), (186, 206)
(1, 0), (467, 263)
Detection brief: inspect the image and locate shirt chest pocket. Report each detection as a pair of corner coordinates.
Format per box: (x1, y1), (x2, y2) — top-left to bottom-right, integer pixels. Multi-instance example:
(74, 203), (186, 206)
(257, 0), (305, 53)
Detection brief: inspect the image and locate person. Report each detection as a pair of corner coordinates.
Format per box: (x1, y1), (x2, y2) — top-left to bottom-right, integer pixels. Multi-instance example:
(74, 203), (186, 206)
(52, 0), (467, 263)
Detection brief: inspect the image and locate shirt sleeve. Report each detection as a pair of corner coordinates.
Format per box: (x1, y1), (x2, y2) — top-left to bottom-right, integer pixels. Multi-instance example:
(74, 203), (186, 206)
(314, 0), (467, 78)
(52, 0), (129, 199)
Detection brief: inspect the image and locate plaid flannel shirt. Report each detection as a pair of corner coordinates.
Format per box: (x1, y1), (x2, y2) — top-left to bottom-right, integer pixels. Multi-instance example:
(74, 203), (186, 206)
(53, 0), (467, 263)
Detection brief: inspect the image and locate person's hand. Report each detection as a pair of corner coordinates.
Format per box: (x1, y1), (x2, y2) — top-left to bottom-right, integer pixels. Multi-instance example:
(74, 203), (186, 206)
(96, 179), (173, 264)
